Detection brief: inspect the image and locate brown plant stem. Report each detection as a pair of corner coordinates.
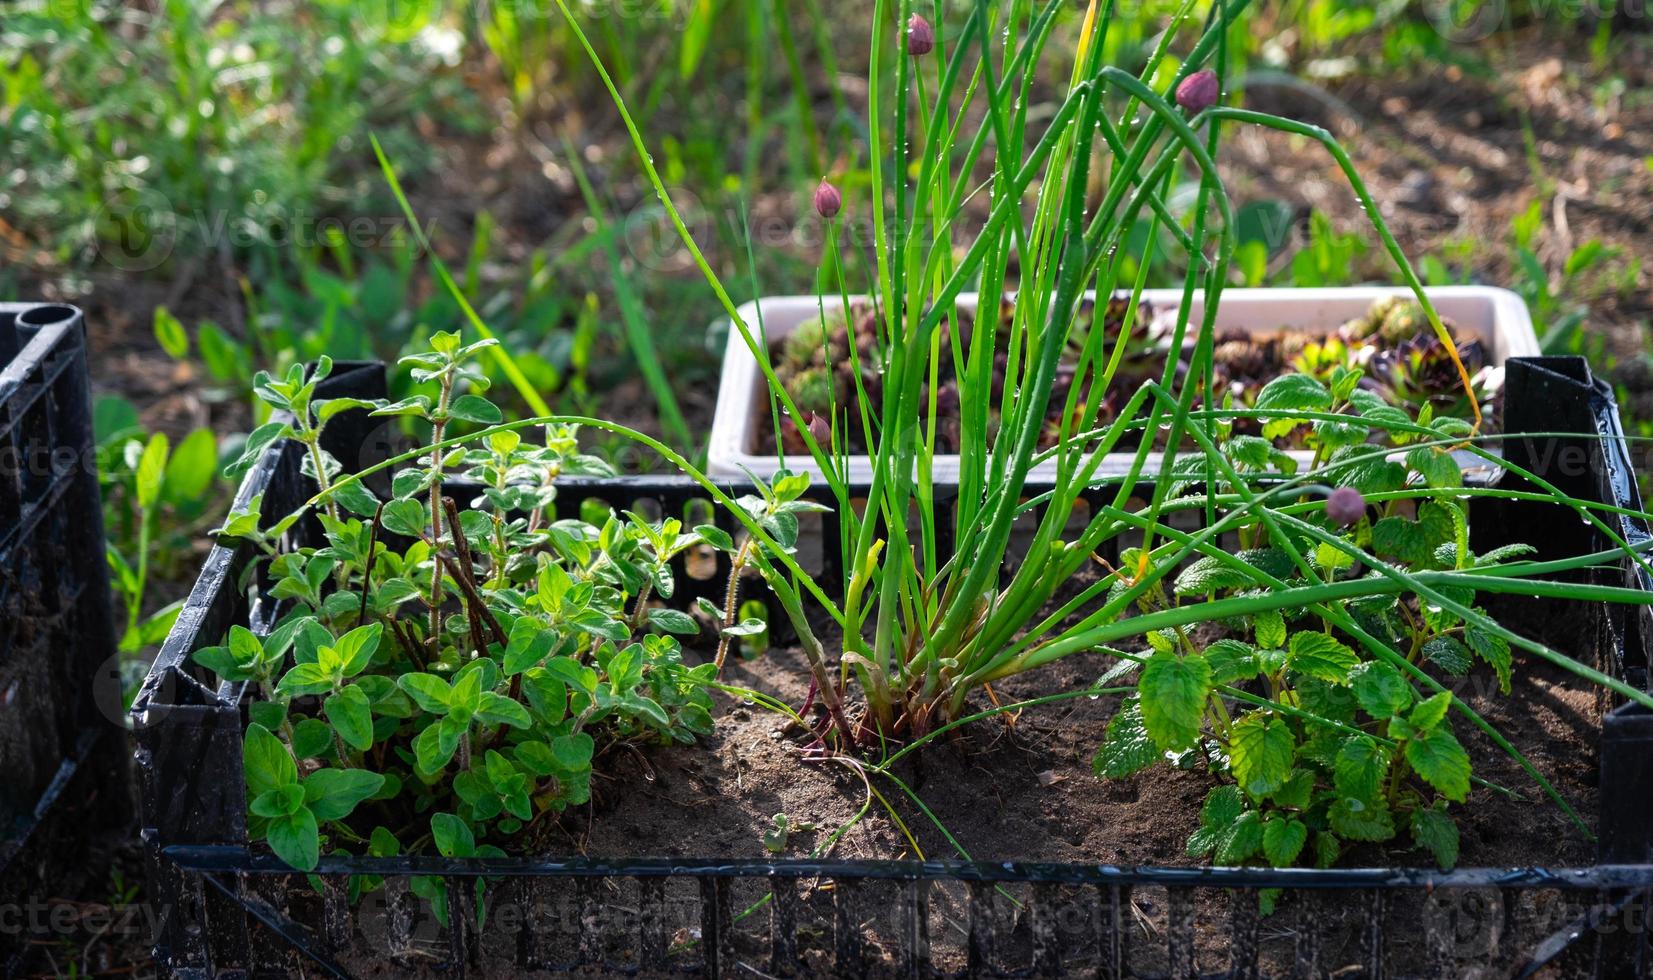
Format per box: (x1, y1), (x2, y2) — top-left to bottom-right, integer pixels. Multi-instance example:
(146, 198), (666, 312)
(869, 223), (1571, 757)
(714, 539), (755, 672)
(426, 374), (455, 649)
(358, 500), (388, 625)
(390, 618), (427, 673)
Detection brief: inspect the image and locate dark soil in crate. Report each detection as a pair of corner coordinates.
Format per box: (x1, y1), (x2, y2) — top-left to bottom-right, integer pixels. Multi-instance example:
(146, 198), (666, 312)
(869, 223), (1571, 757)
(466, 587), (1609, 978)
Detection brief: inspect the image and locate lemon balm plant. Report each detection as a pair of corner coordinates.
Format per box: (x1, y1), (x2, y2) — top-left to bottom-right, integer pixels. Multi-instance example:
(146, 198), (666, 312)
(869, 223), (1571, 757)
(533, 0), (1653, 869)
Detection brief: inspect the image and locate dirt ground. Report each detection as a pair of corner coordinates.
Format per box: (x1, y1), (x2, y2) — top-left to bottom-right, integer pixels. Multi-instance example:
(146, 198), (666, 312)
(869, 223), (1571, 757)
(1232, 28), (1652, 357)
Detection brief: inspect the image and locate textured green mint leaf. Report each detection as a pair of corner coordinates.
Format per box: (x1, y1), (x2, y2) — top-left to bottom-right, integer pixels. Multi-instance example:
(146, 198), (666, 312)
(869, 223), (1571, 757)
(1409, 691), (1453, 732)
(1334, 736), (1392, 803)
(1314, 831), (1341, 868)
(1229, 712), (1294, 799)
(1262, 815), (1309, 867)
(1271, 768), (1316, 810)
(1093, 699), (1158, 778)
(1410, 804), (1461, 869)
(1406, 446), (1463, 489)
(1328, 797), (1396, 842)
(1405, 727), (1471, 802)
(1287, 633), (1358, 684)
(1475, 543), (1537, 566)
(1200, 785), (1245, 828)
(1313, 540), (1355, 571)
(1187, 785), (1244, 859)
(1139, 652), (1212, 751)
(1186, 825), (1222, 859)
(1323, 446), (1408, 495)
(1253, 609), (1286, 651)
(1465, 624), (1512, 694)
(1205, 639), (1260, 685)
(1224, 435), (1274, 470)
(1175, 556), (1259, 596)
(1349, 661), (1413, 719)
(1256, 373), (1331, 413)
(1422, 636), (1472, 676)
(1216, 810), (1264, 865)
(1372, 516), (1431, 565)
(1296, 676), (1359, 725)
(1313, 415), (1370, 451)
(1417, 502), (1459, 554)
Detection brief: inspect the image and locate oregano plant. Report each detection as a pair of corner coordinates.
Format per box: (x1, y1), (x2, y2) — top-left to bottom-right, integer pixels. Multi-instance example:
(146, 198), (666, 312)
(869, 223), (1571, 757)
(194, 332), (766, 914)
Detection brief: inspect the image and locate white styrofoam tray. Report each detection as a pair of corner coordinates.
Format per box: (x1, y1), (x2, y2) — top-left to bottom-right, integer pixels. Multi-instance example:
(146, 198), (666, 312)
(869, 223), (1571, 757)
(706, 286), (1540, 484)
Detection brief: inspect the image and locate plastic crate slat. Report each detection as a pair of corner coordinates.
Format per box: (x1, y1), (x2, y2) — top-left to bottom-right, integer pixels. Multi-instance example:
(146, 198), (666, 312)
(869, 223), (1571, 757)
(0, 304), (124, 932)
(0, 467), (77, 569)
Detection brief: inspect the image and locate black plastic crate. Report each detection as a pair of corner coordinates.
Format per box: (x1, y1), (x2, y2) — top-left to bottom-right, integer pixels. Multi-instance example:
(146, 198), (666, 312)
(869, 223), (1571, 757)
(132, 357), (1653, 978)
(0, 303), (129, 960)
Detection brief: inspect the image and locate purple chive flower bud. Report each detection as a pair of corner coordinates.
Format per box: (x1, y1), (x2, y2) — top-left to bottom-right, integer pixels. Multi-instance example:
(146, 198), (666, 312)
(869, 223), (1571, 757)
(813, 179), (842, 220)
(907, 14), (935, 56)
(1325, 486), (1367, 526)
(1175, 69), (1220, 113)
(807, 412), (831, 445)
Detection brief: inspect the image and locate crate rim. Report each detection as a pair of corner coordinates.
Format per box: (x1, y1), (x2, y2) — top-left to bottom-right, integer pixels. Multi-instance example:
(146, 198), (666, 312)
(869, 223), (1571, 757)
(158, 844), (1653, 890)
